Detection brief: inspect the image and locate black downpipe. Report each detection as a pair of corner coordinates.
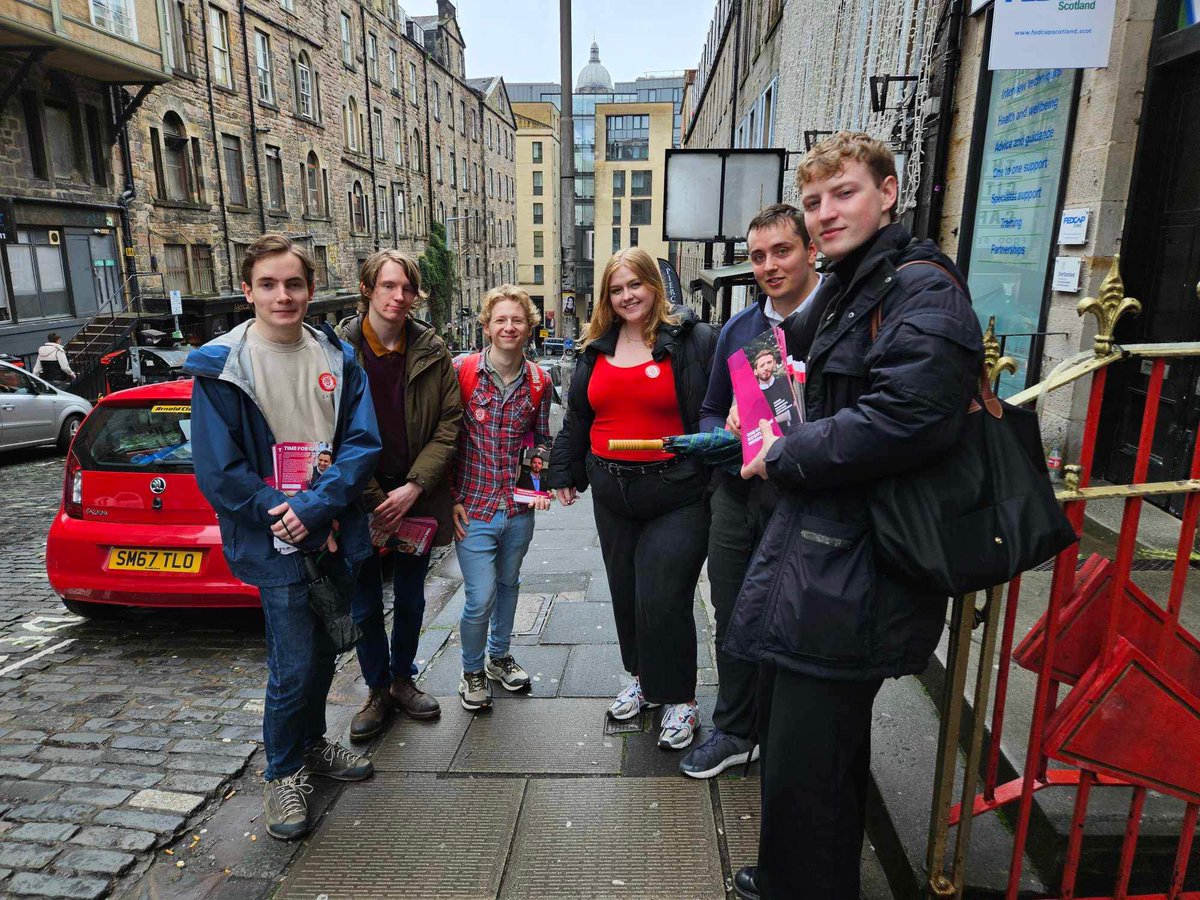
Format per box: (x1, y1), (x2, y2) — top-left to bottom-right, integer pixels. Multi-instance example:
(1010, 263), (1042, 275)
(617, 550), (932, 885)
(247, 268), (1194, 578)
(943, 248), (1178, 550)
(926, 0), (965, 240)
(422, 54), (435, 239)
(238, 1), (267, 232)
(197, 7), (234, 291)
(360, 5), (380, 250)
(111, 85), (142, 316)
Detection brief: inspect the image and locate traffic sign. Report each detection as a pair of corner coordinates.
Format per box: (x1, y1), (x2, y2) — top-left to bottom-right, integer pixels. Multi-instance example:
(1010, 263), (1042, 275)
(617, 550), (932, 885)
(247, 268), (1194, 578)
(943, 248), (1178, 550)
(169, 290), (183, 316)
(539, 328), (549, 338)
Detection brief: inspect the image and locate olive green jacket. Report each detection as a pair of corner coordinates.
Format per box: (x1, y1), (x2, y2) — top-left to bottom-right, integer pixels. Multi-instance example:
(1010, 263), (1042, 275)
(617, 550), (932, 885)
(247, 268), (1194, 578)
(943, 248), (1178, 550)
(336, 314), (462, 547)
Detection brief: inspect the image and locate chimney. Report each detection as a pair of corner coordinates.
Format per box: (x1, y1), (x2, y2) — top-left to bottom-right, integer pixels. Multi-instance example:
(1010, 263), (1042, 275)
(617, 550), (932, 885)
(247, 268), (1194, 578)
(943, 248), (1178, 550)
(437, 0), (456, 19)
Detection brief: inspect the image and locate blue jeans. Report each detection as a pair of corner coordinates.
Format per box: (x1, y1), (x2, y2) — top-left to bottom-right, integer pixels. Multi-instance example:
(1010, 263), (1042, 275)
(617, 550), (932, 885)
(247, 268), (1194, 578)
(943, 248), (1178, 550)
(259, 579), (338, 781)
(456, 509), (536, 673)
(351, 548), (431, 690)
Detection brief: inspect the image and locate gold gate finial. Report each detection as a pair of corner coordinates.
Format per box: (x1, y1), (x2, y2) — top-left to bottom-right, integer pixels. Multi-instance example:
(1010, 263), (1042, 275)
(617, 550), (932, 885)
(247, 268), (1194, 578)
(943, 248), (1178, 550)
(983, 316), (1018, 386)
(1077, 255), (1140, 358)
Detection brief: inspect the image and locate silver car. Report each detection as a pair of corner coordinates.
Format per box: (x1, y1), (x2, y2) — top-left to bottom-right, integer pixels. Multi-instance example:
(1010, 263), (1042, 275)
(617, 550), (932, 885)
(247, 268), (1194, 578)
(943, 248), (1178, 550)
(0, 361), (93, 453)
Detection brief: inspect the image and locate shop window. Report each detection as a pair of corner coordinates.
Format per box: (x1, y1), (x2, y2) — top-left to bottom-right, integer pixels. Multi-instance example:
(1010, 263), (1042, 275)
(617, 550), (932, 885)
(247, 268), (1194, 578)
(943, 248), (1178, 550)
(8, 232), (69, 321)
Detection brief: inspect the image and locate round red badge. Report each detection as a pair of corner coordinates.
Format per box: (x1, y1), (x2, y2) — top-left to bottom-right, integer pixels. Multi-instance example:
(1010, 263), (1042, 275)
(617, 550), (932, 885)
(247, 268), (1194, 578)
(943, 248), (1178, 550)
(473, 407), (486, 421)
(645, 364), (661, 379)
(318, 372), (337, 392)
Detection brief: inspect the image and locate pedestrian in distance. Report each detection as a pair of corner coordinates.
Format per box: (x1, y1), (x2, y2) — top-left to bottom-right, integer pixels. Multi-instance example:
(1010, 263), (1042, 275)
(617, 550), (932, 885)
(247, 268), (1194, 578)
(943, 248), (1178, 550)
(682, 203), (823, 781)
(728, 132), (984, 900)
(452, 285), (553, 711)
(183, 233), (382, 841)
(546, 247), (717, 751)
(336, 250), (463, 740)
(33, 332), (74, 386)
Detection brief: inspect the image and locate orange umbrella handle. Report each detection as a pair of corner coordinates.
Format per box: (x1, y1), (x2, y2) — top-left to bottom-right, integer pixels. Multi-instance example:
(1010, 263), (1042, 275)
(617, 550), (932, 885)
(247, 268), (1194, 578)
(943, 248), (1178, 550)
(607, 439), (665, 452)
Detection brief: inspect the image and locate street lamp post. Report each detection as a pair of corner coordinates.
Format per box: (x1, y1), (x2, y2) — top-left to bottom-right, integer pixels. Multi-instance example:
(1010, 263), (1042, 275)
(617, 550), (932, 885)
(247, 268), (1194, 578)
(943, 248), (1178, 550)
(445, 214), (479, 348)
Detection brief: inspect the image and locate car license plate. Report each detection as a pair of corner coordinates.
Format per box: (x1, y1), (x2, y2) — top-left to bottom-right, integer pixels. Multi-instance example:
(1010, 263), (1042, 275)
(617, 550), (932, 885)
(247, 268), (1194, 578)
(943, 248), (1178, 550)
(108, 548), (203, 573)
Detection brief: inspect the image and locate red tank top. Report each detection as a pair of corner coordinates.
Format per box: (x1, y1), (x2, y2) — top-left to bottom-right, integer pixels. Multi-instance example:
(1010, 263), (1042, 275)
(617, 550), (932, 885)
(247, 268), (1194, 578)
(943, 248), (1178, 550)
(588, 354), (684, 462)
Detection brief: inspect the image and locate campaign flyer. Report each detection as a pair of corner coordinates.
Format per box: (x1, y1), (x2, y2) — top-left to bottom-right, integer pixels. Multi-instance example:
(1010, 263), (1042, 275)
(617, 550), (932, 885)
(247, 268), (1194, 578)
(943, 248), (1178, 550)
(728, 330), (799, 465)
(513, 440), (551, 505)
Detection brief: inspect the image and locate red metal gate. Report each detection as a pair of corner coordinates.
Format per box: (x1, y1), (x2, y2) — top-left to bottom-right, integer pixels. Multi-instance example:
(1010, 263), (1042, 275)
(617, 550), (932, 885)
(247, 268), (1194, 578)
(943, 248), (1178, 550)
(925, 258), (1200, 899)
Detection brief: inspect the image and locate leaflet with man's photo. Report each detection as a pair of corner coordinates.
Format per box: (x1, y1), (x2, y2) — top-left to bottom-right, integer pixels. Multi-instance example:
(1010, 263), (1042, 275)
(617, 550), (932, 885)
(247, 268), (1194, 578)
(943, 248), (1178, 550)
(728, 329), (800, 465)
(271, 441), (333, 554)
(513, 437), (551, 505)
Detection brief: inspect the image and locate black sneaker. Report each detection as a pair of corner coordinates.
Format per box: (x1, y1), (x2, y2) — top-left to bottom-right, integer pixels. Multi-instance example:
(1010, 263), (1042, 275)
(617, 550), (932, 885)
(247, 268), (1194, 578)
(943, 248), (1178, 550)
(733, 865), (760, 900)
(485, 654), (532, 691)
(303, 738), (374, 781)
(459, 670), (493, 711)
(263, 772), (312, 840)
(679, 729), (758, 779)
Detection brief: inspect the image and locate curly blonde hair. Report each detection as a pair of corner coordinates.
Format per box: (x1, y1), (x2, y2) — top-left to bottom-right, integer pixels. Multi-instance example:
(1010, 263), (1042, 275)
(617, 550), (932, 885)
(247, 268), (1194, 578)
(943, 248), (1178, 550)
(478, 284), (541, 334)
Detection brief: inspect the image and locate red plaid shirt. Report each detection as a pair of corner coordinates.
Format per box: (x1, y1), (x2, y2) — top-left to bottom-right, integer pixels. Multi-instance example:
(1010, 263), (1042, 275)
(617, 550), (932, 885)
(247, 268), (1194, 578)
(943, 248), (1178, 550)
(452, 354), (553, 520)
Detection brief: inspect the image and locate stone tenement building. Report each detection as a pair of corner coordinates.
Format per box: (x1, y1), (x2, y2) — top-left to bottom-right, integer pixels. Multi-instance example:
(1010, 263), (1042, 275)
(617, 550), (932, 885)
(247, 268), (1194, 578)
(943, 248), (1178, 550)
(0, 0), (516, 355)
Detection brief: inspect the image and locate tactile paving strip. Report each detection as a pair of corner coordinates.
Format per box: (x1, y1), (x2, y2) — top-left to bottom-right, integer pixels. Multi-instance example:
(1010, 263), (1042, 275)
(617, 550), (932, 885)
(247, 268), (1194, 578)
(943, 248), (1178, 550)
(499, 777), (724, 898)
(718, 777), (761, 875)
(450, 699), (622, 774)
(279, 773), (525, 898)
(370, 700), (471, 772)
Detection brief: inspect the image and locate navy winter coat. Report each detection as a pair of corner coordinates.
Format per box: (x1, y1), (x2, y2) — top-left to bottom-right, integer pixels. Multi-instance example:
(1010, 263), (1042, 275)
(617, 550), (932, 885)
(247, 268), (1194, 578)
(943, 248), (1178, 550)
(724, 224), (984, 681)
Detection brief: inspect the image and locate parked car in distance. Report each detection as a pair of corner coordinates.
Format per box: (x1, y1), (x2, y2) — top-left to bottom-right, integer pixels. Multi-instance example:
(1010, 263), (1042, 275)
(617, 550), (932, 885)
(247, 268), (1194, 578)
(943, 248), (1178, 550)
(541, 338), (566, 356)
(0, 361), (92, 453)
(0, 352), (26, 368)
(46, 379), (260, 617)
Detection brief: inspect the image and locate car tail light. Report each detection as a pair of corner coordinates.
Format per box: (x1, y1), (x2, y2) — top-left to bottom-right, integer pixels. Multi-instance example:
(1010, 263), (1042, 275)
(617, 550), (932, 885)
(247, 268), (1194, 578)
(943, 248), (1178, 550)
(63, 453), (83, 519)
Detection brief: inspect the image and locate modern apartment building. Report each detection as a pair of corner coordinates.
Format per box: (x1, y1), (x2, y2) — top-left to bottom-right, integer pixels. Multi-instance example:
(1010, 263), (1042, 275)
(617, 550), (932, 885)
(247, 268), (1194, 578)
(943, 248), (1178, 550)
(513, 100), (559, 341)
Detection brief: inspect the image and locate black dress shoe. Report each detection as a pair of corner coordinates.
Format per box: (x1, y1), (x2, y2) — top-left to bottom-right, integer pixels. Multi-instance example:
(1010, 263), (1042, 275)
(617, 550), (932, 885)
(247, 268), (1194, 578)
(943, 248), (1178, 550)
(733, 865), (760, 899)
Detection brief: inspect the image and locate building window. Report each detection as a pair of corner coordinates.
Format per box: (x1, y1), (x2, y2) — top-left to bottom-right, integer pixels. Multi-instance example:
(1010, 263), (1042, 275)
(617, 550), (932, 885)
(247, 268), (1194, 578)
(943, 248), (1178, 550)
(377, 185), (388, 234)
(265, 145), (285, 210)
(450, 155), (457, 188)
(85, 107), (107, 185)
(209, 7), (232, 87)
(162, 243), (190, 294)
(460, 99), (466, 134)
(340, 12), (353, 67)
(605, 115), (649, 160)
(372, 108), (384, 159)
(314, 246), (329, 288)
(165, 0), (192, 72)
(411, 129), (422, 171)
(631, 170), (652, 196)
(630, 227), (639, 247)
(533, 232), (544, 258)
(393, 118), (403, 164)
(304, 151), (325, 215)
(254, 31), (274, 104)
(296, 51), (314, 119)
(436, 147), (443, 182)
(280, 0), (293, 12)
(533, 202), (543, 225)
(612, 199), (622, 224)
(533, 265), (544, 285)
(532, 141), (543, 163)
(613, 170), (625, 196)
(432, 81), (440, 120)
(408, 62), (418, 103)
(612, 227), (621, 253)
(193, 245), (216, 294)
(221, 134), (246, 205)
(350, 180), (367, 232)
(395, 189), (407, 234)
(159, 112), (193, 201)
(532, 171), (543, 196)
(45, 104), (77, 180)
(460, 155), (467, 193)
(232, 243), (249, 284)
(631, 199), (651, 225)
(367, 33), (378, 81)
(388, 48), (398, 91)
(344, 96), (362, 152)
(90, 0), (136, 39)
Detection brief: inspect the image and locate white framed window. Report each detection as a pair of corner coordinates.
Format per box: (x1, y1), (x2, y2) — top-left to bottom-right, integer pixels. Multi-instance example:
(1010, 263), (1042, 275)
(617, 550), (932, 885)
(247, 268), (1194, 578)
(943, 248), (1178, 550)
(351, 180), (366, 232)
(395, 189), (407, 235)
(90, 0), (137, 39)
(254, 31), (274, 104)
(393, 117), (403, 164)
(377, 185), (389, 234)
(432, 81), (440, 120)
(388, 48), (398, 91)
(280, 0), (293, 12)
(372, 108), (384, 159)
(340, 12), (353, 67)
(435, 146), (443, 182)
(296, 51), (313, 119)
(208, 7), (232, 87)
(367, 33), (378, 82)
(408, 62), (418, 103)
(344, 96), (362, 152)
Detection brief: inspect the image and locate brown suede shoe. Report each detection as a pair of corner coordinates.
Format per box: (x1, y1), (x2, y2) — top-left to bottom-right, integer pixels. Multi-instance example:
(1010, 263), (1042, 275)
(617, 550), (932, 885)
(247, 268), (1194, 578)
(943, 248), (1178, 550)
(390, 676), (441, 719)
(349, 687), (393, 742)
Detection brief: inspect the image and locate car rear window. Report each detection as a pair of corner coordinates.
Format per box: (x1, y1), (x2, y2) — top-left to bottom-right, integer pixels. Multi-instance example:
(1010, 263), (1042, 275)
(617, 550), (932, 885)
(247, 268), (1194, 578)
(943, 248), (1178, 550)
(74, 403), (194, 472)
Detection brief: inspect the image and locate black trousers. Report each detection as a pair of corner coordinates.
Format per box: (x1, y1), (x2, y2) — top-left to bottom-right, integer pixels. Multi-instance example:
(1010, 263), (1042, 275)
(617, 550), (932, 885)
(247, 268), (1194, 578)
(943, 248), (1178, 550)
(589, 456), (709, 704)
(707, 477), (771, 739)
(756, 662), (882, 900)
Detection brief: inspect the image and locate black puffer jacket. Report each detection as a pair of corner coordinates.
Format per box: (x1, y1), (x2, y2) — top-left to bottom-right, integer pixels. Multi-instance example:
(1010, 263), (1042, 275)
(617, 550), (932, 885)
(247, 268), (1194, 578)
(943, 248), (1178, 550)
(724, 224), (983, 681)
(546, 307), (718, 492)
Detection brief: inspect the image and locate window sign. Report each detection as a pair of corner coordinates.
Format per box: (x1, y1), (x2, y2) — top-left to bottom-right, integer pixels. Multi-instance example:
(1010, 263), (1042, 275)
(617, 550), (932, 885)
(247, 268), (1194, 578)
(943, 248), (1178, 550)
(991, 0), (1116, 70)
(965, 67), (1074, 395)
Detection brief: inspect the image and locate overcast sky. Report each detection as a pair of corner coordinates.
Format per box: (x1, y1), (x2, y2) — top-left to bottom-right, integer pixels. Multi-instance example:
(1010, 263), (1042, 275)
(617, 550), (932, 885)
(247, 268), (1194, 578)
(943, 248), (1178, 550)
(408, 1), (716, 84)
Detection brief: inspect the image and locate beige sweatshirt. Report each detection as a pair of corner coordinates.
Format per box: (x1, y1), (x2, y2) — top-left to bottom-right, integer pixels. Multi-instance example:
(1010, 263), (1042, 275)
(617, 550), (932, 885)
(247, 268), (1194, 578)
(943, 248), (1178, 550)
(244, 325), (336, 446)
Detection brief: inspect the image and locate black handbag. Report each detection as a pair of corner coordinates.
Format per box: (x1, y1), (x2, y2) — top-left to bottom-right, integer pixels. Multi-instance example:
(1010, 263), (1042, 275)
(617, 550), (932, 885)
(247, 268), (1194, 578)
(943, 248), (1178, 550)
(303, 550), (361, 654)
(868, 263), (1078, 596)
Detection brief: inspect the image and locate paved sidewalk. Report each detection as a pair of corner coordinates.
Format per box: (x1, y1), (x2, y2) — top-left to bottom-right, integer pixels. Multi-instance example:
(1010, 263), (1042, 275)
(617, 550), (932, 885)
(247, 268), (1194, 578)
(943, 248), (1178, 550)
(270, 494), (893, 899)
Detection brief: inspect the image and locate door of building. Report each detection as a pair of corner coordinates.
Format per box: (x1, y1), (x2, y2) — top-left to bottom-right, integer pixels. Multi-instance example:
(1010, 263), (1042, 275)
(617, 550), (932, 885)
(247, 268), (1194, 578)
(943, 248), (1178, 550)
(1100, 52), (1200, 514)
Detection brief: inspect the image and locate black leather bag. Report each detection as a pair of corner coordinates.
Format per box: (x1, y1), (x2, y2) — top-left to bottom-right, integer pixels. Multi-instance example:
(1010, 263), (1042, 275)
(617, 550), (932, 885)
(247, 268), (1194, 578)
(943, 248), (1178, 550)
(870, 364), (1078, 596)
(303, 551), (360, 654)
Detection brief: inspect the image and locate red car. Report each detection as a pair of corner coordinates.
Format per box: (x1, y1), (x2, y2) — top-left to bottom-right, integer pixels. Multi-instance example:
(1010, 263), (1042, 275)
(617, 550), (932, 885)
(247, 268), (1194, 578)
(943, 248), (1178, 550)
(47, 379), (260, 615)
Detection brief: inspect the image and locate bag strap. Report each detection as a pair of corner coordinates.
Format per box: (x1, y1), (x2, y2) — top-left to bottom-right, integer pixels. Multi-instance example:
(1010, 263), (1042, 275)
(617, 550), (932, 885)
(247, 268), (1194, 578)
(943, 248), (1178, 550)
(867, 260), (1000, 418)
(455, 352), (483, 408)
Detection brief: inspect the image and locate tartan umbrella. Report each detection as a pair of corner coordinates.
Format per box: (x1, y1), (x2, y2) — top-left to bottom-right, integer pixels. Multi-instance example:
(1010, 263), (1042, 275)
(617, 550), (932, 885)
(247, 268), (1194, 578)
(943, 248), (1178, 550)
(608, 427), (742, 474)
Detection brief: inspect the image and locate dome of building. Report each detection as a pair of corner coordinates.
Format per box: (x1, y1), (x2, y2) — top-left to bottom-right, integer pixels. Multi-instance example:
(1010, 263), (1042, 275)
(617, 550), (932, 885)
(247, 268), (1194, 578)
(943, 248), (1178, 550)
(576, 41), (614, 93)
